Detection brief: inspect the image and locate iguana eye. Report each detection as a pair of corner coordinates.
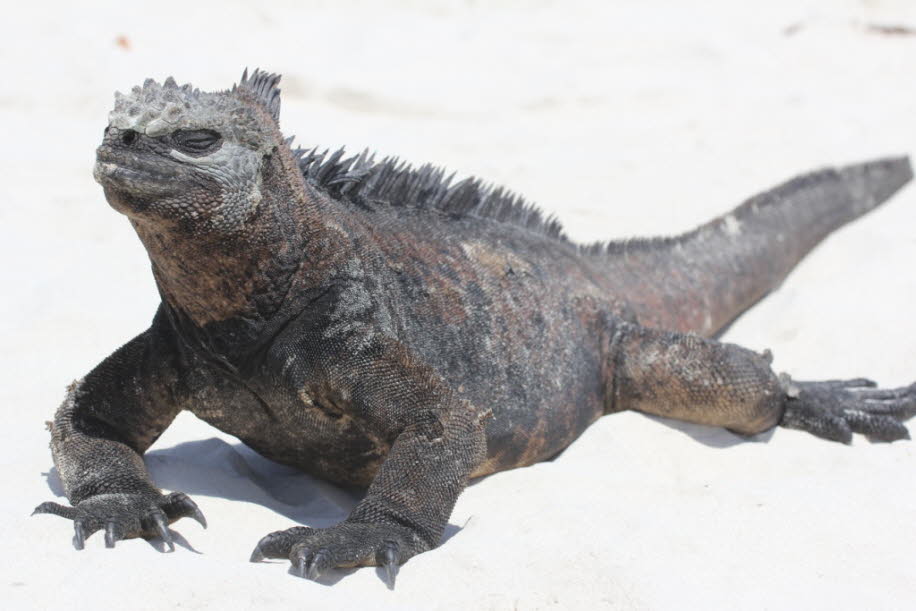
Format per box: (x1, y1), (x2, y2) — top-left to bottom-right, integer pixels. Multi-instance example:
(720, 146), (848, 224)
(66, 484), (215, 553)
(173, 129), (222, 154)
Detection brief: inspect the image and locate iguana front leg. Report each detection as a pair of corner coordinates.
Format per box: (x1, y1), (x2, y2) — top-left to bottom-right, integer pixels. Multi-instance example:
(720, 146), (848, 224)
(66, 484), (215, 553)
(33, 310), (206, 549)
(250, 335), (487, 585)
(609, 322), (915, 441)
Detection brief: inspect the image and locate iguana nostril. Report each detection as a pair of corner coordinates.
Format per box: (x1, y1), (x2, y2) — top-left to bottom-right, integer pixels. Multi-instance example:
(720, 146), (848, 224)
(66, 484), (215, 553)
(121, 129), (138, 146)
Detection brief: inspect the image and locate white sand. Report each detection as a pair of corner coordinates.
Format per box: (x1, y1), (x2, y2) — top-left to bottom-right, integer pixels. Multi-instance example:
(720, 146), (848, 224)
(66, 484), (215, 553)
(3, 1), (916, 609)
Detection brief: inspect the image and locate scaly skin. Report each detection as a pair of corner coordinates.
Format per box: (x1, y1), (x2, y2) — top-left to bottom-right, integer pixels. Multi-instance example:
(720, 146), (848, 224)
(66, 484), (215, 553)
(34, 70), (916, 585)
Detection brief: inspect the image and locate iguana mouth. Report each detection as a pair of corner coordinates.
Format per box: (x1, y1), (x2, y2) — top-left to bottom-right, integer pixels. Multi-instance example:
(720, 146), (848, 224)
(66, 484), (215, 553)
(93, 149), (182, 194)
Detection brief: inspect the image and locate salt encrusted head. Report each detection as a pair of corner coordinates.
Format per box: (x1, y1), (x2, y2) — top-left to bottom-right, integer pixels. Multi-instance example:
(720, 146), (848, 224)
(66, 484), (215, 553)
(94, 69), (285, 233)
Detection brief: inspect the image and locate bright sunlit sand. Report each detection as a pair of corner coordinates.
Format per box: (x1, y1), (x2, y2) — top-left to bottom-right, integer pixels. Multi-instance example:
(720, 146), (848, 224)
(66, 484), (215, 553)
(3, 2), (915, 609)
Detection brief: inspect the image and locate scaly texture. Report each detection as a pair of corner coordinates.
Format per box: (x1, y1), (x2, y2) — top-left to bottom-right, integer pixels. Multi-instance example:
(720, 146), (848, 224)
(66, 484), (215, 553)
(35, 69), (916, 586)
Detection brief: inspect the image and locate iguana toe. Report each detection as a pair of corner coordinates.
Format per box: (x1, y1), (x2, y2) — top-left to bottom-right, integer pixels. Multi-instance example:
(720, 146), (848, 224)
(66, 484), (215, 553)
(780, 378), (916, 442)
(31, 491), (203, 550)
(32, 501), (76, 519)
(249, 526), (311, 562)
(252, 523), (418, 585)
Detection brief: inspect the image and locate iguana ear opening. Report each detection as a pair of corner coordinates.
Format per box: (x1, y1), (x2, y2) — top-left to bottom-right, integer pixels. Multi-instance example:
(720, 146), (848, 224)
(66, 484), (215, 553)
(235, 68), (282, 122)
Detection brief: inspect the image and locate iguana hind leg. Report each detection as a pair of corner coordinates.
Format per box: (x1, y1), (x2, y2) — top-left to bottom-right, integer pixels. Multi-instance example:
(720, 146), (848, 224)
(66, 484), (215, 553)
(607, 321), (915, 441)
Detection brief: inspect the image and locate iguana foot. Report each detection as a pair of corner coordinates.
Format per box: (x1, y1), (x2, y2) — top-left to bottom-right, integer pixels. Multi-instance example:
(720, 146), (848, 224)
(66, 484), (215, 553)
(32, 491), (205, 550)
(250, 523), (418, 587)
(779, 376), (916, 443)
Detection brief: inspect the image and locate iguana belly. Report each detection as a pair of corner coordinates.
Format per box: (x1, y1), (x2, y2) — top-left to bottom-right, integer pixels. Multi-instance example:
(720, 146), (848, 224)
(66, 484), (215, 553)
(190, 387), (389, 487)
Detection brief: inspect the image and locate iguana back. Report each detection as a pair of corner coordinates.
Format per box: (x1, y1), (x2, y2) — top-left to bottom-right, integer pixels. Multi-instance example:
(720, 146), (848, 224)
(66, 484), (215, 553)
(288, 147), (911, 474)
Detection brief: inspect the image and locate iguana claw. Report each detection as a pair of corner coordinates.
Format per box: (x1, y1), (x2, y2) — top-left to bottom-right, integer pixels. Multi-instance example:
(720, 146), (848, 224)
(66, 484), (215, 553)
(104, 520), (118, 548)
(306, 549), (330, 581)
(378, 541), (400, 588)
(293, 547), (309, 578)
(150, 509), (174, 552)
(73, 519), (86, 550)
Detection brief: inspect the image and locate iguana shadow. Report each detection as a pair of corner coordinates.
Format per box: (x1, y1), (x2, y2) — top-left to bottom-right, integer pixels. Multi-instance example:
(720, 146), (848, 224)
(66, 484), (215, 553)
(147, 438), (363, 528)
(647, 415), (775, 448)
(43, 436), (464, 583)
(41, 423), (754, 584)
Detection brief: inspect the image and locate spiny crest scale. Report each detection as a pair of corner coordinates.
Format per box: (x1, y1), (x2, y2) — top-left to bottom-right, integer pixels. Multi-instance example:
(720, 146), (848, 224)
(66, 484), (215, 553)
(295, 146), (570, 244)
(108, 70), (579, 247)
(236, 68), (282, 122)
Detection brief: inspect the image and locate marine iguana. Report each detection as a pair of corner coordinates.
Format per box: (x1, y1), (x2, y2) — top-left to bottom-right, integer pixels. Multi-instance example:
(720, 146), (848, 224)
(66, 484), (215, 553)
(34, 69), (916, 585)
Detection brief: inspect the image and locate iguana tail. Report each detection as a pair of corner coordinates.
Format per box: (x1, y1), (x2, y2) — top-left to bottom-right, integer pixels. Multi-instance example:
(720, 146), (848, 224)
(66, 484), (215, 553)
(601, 157), (913, 337)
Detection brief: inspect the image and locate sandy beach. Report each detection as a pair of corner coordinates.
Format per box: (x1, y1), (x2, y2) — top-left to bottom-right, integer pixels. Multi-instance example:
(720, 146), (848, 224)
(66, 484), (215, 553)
(3, 1), (915, 609)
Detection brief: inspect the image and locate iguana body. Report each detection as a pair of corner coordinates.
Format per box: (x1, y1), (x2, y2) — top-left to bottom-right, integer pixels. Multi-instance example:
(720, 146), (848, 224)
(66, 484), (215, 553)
(35, 71), (916, 583)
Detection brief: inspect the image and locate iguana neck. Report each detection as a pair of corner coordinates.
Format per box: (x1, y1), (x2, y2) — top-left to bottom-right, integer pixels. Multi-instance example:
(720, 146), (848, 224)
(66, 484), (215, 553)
(132, 149), (334, 329)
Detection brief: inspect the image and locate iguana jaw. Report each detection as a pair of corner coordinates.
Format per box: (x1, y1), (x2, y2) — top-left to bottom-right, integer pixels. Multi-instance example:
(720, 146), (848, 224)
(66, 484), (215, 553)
(93, 158), (182, 202)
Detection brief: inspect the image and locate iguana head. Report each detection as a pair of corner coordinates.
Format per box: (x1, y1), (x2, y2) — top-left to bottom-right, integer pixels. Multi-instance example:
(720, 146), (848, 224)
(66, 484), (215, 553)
(94, 69), (285, 233)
